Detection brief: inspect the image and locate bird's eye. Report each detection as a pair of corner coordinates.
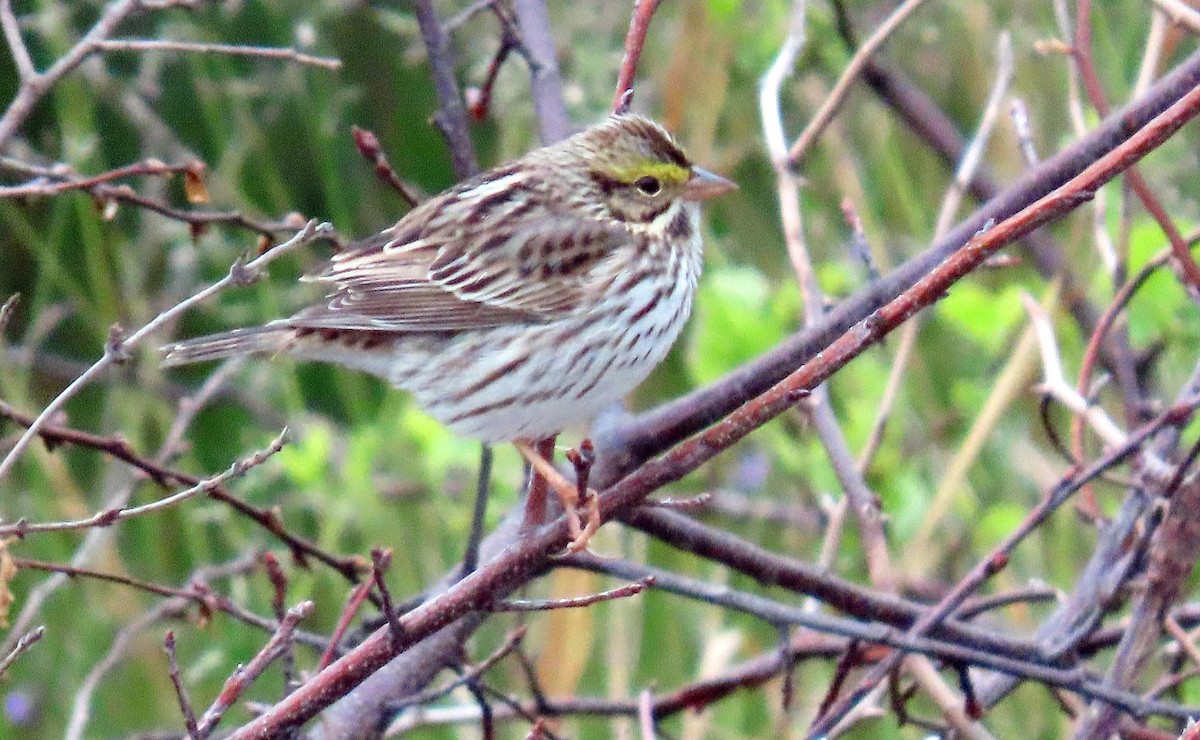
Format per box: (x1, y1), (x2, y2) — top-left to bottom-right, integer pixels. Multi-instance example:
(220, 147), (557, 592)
(635, 175), (662, 196)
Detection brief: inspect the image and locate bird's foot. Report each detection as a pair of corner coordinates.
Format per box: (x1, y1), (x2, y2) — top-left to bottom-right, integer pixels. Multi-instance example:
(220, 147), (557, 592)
(515, 439), (601, 553)
(562, 486), (600, 554)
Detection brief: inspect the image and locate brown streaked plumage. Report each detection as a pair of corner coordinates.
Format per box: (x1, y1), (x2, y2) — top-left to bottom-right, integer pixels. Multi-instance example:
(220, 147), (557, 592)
(163, 115), (734, 444)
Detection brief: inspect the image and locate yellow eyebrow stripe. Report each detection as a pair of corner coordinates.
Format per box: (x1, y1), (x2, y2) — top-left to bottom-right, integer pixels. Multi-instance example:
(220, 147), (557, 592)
(608, 162), (690, 185)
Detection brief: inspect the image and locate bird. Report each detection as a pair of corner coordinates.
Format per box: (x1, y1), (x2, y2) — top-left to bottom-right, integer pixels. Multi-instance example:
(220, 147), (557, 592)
(163, 114), (735, 549)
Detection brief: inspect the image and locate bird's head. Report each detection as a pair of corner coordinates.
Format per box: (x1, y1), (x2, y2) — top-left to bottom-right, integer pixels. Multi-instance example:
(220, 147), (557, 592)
(556, 114), (735, 230)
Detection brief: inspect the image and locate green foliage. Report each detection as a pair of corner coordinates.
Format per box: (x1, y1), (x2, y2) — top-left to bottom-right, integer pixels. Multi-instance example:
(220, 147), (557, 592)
(689, 265), (799, 385)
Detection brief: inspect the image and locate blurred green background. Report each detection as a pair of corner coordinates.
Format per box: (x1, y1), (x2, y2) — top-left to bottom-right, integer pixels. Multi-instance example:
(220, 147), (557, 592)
(1, 1), (1199, 737)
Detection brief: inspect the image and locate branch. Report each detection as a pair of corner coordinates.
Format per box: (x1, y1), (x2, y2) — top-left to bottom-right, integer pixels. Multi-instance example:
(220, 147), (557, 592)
(0, 219), (329, 484)
(512, 0), (571, 143)
(0, 429), (287, 537)
(412, 0), (479, 178)
(0, 626), (43, 679)
(612, 0), (664, 114)
(93, 38), (341, 69)
(592, 45), (1200, 488)
(196, 601), (314, 737)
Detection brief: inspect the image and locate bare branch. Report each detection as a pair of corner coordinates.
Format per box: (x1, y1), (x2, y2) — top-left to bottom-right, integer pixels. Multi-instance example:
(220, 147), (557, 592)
(0, 626), (43, 679)
(0, 220), (328, 484)
(493, 577), (654, 611)
(164, 631), (199, 739)
(612, 0), (664, 114)
(93, 38), (341, 69)
(0, 429), (287, 537)
(788, 0), (930, 164)
(412, 0), (479, 178)
(196, 600), (314, 737)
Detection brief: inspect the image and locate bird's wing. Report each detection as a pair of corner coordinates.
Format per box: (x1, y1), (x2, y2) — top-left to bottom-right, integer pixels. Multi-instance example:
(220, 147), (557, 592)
(288, 213), (629, 332)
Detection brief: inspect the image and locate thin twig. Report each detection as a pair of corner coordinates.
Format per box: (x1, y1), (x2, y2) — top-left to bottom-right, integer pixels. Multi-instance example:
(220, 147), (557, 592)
(0, 219), (327, 484)
(412, 0), (480, 178)
(372, 548), (404, 647)
(387, 627), (527, 711)
(0, 429), (287, 537)
(788, 0), (930, 164)
(351, 125), (425, 207)
(0, 0), (36, 83)
(164, 631), (200, 738)
(493, 577), (654, 611)
(10, 555), (325, 649)
(1009, 97), (1040, 166)
(460, 444), (493, 577)
(638, 689), (656, 739)
(196, 600), (314, 738)
(0, 398), (366, 582)
(612, 0), (664, 113)
(0, 625), (42, 678)
(0, 293), (18, 338)
(94, 38), (341, 69)
(0, 158), (205, 198)
(319, 577), (377, 671)
(261, 553), (298, 696)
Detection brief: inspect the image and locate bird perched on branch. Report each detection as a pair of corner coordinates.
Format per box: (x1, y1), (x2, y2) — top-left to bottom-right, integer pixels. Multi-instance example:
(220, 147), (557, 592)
(164, 114), (735, 550)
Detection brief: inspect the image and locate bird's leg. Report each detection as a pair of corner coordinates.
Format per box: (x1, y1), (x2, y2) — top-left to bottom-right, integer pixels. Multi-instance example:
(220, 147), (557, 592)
(458, 443), (492, 578)
(514, 438), (597, 552)
(517, 437), (556, 532)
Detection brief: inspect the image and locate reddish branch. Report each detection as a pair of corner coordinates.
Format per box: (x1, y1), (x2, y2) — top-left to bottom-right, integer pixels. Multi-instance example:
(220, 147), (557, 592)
(0, 158), (206, 197)
(350, 126), (425, 207)
(163, 631), (199, 738)
(593, 45), (1200, 484)
(1072, 251), (1171, 515)
(612, 0), (663, 114)
(320, 574), (379, 671)
(1073, 0), (1200, 293)
(232, 69), (1200, 735)
(0, 157), (298, 238)
(466, 19), (520, 122)
(11, 555), (326, 649)
(196, 600), (313, 737)
(0, 400), (366, 583)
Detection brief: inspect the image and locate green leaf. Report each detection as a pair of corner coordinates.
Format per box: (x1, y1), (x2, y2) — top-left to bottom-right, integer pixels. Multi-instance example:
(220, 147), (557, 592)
(937, 281), (1023, 351)
(689, 266), (797, 384)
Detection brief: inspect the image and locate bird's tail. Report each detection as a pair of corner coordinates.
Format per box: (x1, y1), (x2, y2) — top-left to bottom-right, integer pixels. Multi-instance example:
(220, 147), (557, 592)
(161, 326), (293, 367)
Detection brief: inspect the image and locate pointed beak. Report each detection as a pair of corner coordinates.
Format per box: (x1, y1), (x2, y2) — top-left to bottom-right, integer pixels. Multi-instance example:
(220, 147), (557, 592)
(683, 167), (737, 201)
